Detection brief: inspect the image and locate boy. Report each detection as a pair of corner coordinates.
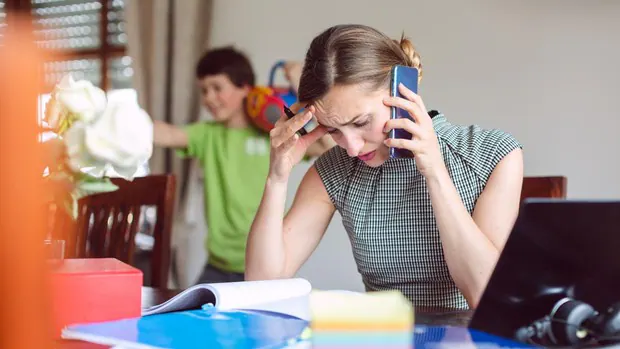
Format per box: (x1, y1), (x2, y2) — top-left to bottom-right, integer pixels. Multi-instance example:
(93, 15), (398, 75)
(153, 47), (333, 283)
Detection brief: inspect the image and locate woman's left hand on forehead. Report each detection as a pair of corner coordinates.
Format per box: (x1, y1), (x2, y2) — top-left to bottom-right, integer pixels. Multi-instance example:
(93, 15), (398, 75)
(382, 83), (445, 178)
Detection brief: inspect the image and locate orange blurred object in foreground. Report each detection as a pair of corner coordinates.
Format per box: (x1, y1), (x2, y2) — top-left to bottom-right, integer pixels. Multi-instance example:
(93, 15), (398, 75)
(0, 13), (54, 349)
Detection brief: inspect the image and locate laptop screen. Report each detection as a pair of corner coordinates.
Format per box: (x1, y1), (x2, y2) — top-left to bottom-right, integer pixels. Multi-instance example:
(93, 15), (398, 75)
(469, 199), (620, 346)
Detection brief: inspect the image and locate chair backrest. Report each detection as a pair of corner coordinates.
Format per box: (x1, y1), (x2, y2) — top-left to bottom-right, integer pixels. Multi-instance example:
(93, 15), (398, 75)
(55, 174), (176, 288)
(521, 176), (567, 201)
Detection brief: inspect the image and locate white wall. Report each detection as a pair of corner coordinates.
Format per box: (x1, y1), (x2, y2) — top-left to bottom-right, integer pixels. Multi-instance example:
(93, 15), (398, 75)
(201, 0), (619, 291)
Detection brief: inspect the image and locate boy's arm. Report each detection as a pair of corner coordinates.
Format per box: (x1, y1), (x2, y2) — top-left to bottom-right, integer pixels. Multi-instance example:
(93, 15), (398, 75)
(153, 120), (188, 148)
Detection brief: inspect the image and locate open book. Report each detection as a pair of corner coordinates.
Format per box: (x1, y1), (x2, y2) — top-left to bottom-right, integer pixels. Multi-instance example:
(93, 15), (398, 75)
(142, 277), (312, 320)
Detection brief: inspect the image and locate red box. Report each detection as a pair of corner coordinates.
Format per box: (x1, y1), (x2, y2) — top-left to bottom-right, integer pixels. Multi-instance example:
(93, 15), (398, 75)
(49, 258), (142, 337)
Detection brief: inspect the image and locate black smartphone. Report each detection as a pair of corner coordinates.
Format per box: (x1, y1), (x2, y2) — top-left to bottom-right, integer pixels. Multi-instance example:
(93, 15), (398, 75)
(389, 65), (419, 158)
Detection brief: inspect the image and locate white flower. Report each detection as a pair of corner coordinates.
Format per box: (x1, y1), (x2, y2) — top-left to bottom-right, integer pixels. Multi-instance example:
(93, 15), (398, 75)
(64, 121), (108, 178)
(86, 101), (153, 179)
(54, 74), (107, 124)
(64, 100), (153, 180)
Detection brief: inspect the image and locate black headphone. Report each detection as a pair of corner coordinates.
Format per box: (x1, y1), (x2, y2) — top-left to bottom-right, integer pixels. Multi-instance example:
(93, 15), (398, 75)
(515, 297), (620, 347)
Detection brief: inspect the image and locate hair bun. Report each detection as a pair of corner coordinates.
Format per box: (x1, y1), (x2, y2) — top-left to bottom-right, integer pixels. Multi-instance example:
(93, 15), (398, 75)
(398, 34), (422, 80)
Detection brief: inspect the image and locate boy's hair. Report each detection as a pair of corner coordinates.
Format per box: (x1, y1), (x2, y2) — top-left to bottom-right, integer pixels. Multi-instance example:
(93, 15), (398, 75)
(195, 46), (255, 87)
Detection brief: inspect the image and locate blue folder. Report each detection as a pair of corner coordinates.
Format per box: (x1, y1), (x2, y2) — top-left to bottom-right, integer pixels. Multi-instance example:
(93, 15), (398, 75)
(414, 325), (535, 348)
(62, 309), (310, 349)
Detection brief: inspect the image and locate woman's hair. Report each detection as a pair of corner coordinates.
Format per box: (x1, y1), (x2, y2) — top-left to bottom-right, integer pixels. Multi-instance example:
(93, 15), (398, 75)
(298, 24), (422, 103)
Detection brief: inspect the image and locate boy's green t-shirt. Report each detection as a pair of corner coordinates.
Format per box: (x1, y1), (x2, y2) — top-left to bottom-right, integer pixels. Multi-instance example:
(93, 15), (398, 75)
(177, 122), (270, 274)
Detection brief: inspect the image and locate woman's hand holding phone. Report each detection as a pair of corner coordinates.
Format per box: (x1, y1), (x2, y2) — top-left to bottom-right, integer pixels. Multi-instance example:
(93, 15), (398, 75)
(268, 103), (327, 183)
(382, 83), (445, 179)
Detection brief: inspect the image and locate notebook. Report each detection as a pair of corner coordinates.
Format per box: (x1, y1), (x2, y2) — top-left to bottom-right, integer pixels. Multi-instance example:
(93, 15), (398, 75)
(62, 278), (313, 349)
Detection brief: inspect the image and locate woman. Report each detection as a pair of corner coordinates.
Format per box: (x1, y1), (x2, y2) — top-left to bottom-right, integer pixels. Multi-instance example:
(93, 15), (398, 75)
(245, 24), (524, 309)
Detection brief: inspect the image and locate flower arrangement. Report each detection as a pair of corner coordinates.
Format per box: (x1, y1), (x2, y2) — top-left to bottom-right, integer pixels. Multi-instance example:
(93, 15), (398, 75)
(42, 74), (153, 218)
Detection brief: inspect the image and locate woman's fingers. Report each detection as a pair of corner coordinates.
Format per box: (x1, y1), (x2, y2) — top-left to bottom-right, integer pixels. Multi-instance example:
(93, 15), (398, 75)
(398, 82), (427, 112)
(277, 131), (299, 153)
(301, 124), (328, 145)
(271, 107), (313, 148)
(383, 137), (422, 153)
(383, 86), (431, 126)
(274, 102), (304, 127)
(383, 117), (424, 139)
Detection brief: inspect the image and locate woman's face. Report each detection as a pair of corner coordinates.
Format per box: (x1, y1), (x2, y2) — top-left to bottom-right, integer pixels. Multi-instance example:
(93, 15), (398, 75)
(313, 84), (391, 167)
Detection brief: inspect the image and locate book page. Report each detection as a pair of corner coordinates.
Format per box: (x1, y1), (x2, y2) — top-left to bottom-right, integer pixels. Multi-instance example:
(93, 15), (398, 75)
(211, 278), (312, 312)
(237, 293), (311, 321)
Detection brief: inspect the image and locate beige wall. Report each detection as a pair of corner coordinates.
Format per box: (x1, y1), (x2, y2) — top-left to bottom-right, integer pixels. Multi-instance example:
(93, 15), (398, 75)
(199, 0), (620, 291)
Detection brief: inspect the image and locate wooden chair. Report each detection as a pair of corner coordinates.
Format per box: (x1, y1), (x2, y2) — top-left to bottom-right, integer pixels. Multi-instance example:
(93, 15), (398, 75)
(52, 174), (176, 288)
(520, 176), (567, 201)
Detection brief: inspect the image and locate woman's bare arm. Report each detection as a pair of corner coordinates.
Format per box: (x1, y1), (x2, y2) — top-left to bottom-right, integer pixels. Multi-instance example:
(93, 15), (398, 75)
(427, 148), (523, 308)
(245, 165), (335, 280)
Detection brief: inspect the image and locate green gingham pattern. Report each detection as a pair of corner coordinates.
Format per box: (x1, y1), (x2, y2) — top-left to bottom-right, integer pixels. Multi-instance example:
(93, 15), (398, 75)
(314, 111), (522, 310)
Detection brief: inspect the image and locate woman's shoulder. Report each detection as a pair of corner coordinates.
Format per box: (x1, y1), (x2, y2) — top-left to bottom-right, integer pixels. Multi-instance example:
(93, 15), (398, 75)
(434, 112), (521, 152)
(433, 110), (516, 141)
(432, 111), (522, 181)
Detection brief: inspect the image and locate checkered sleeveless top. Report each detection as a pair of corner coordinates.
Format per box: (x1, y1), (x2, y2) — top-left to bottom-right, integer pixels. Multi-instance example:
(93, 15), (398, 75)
(314, 111), (522, 309)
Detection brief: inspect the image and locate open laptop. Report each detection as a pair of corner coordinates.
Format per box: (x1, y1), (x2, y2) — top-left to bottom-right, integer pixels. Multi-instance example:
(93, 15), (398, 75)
(469, 199), (620, 347)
